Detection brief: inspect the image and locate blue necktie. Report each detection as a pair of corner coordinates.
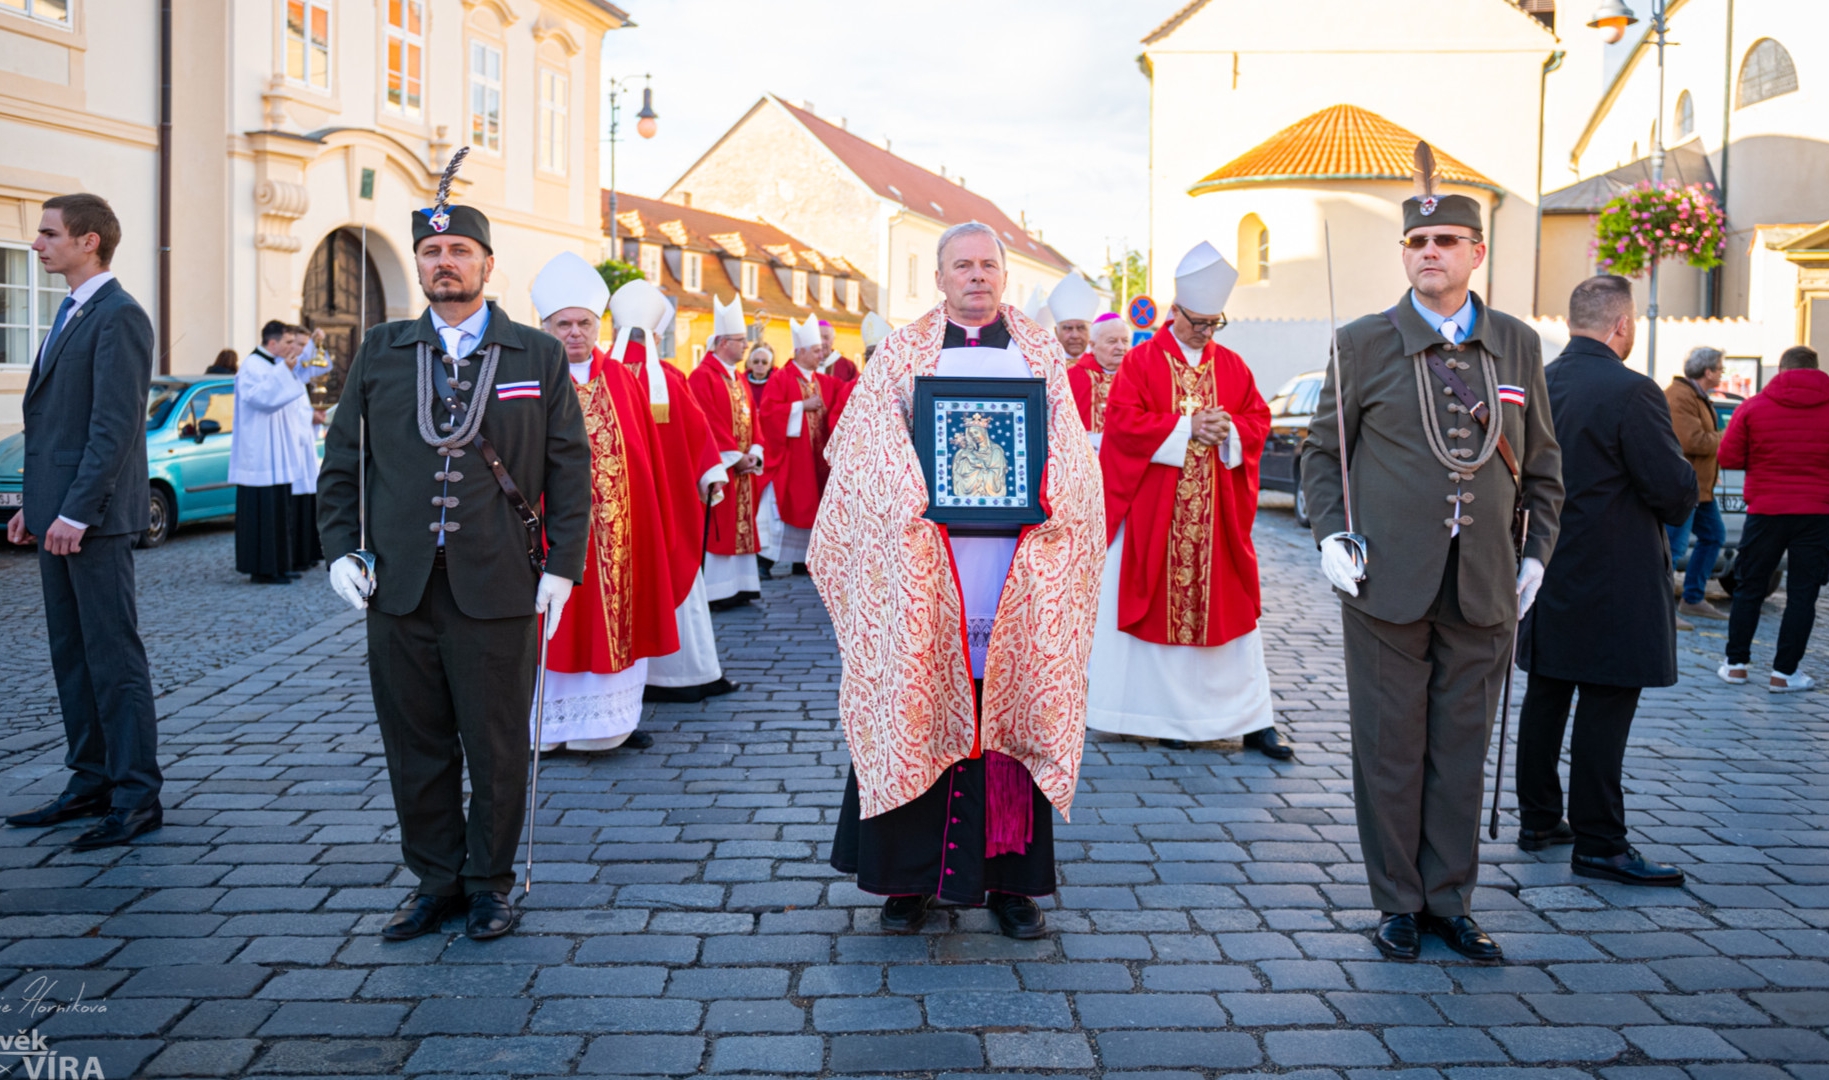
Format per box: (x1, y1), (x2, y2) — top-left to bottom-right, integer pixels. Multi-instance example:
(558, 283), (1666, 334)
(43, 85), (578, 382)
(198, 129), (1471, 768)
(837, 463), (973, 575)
(39, 296), (75, 364)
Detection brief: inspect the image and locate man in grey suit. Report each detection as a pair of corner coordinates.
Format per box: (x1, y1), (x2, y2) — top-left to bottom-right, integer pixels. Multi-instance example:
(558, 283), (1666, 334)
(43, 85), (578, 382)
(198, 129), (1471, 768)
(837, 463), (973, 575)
(1302, 181), (1563, 962)
(4, 194), (162, 851)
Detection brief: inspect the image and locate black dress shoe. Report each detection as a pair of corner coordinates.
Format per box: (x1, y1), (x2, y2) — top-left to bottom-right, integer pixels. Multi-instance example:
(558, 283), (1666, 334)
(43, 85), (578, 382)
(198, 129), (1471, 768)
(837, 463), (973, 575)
(66, 805), (162, 851)
(988, 892), (1048, 940)
(625, 731), (655, 750)
(879, 894), (931, 934)
(248, 573), (293, 585)
(708, 595), (753, 612)
(1517, 820), (1576, 852)
(791, 562), (811, 576)
(1158, 738), (1191, 750)
(1572, 847), (1686, 887)
(1243, 726), (1295, 760)
(1372, 912), (1421, 961)
(6, 790), (112, 828)
(465, 891), (518, 940)
(756, 555), (776, 577)
(1425, 914), (1503, 962)
(381, 893), (459, 941)
(701, 677), (740, 698)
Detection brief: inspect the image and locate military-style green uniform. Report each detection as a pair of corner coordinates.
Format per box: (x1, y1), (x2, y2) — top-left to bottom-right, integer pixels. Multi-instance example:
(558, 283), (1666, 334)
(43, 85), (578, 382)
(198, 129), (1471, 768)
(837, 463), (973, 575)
(1301, 290), (1562, 918)
(318, 303), (589, 898)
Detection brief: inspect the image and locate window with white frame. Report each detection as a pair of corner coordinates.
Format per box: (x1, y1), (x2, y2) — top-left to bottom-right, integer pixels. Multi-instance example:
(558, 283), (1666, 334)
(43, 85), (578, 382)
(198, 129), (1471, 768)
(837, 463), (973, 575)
(470, 41), (503, 153)
(683, 252), (702, 292)
(286, 0), (332, 90)
(845, 279), (860, 314)
(791, 270), (808, 307)
(385, 0), (424, 118)
(740, 262), (760, 300)
(539, 68), (568, 174)
(818, 274), (834, 309)
(639, 244), (662, 284)
(3, 0), (70, 26)
(0, 244), (68, 366)
(1675, 90), (1695, 138)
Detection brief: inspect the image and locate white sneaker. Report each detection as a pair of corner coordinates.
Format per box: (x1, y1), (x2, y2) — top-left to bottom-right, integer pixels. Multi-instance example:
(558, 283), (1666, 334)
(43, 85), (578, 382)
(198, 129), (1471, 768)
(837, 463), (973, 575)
(1771, 671), (1816, 694)
(1718, 661), (1748, 685)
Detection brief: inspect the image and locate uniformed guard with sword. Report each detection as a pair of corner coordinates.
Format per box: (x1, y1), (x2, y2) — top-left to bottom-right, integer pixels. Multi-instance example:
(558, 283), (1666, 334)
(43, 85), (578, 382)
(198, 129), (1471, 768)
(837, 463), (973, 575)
(1301, 143), (1563, 963)
(317, 150), (591, 941)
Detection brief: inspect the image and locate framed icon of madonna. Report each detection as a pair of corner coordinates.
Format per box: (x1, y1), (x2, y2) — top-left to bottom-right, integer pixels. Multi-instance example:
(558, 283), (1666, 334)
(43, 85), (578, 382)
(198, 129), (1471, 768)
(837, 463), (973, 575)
(912, 376), (1049, 535)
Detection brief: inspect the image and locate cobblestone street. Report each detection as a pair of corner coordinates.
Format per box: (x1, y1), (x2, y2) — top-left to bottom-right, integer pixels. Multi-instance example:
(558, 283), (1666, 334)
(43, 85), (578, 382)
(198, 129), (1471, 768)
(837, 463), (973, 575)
(3, 504), (1829, 1079)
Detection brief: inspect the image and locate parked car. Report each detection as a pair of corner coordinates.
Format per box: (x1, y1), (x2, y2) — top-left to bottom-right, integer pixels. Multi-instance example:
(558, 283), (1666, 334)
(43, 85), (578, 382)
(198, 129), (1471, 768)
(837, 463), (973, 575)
(0, 374), (326, 549)
(1259, 370), (1324, 527)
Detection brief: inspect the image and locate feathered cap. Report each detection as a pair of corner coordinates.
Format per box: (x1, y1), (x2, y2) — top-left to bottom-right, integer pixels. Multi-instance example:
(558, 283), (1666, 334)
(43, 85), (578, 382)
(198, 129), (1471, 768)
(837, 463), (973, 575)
(413, 147), (492, 252)
(1402, 141), (1482, 236)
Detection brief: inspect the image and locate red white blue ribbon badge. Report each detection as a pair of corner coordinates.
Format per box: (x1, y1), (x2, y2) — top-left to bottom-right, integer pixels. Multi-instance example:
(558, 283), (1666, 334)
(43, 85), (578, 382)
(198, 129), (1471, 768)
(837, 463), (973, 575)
(1497, 384), (1526, 408)
(496, 381), (541, 401)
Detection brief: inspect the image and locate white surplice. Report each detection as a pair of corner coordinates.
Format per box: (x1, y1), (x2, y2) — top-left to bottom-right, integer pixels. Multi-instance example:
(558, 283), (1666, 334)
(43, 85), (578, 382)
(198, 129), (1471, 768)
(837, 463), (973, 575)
(647, 572), (724, 688)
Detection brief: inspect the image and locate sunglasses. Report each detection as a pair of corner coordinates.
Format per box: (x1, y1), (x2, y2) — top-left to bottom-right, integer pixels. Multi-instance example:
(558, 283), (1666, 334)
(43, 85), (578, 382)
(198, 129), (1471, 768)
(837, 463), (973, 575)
(1174, 305), (1227, 332)
(1400, 233), (1479, 250)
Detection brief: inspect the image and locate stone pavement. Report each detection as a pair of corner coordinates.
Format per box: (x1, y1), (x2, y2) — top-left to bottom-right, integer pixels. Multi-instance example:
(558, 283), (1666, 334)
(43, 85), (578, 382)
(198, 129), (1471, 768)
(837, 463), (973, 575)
(2, 506), (1828, 1079)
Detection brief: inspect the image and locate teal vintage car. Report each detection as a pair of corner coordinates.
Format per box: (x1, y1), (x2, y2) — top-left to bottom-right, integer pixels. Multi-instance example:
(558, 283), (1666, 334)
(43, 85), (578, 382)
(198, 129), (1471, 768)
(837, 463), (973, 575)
(0, 374), (323, 548)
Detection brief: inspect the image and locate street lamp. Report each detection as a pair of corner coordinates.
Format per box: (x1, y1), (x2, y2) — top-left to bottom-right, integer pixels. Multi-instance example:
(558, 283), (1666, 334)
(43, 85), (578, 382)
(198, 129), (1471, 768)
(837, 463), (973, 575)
(1588, 0), (1670, 379)
(606, 74), (658, 250)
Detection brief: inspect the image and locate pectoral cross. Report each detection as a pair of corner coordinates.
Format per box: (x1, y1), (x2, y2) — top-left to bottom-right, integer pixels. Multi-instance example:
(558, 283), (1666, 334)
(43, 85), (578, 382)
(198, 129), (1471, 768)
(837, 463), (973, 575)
(1179, 396), (1202, 417)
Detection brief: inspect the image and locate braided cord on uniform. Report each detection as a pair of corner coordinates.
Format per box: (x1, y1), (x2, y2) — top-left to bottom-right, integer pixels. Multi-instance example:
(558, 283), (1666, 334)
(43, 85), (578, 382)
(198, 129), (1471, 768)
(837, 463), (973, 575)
(1412, 348), (1502, 479)
(416, 341), (502, 449)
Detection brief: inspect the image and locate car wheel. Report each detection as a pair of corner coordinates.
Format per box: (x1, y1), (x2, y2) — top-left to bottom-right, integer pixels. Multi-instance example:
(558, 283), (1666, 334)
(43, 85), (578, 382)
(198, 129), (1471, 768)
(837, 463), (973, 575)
(141, 485), (173, 549)
(1292, 470), (1311, 528)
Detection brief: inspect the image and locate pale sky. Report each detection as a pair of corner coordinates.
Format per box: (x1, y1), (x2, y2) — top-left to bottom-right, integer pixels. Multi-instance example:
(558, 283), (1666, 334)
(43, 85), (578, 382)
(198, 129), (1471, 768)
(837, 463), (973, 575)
(597, 0), (1189, 277)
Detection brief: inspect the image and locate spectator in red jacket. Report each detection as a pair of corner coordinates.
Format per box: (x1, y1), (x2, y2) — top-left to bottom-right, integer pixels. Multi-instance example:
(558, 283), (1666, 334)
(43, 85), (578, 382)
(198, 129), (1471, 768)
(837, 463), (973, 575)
(1717, 345), (1829, 692)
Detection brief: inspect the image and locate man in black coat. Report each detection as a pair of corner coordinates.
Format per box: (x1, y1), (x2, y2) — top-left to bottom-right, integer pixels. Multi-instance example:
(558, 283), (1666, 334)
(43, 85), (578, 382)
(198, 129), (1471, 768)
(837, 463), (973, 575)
(317, 185), (590, 942)
(4, 194), (162, 851)
(1516, 275), (1696, 886)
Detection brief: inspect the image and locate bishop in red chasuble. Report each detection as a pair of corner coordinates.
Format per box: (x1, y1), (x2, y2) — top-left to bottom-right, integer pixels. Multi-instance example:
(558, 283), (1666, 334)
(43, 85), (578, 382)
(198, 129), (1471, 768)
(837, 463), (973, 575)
(1068, 314), (1130, 449)
(606, 279), (740, 704)
(811, 224), (1104, 939)
(686, 294), (764, 609)
(1087, 242), (1289, 759)
(758, 314), (841, 574)
(530, 254), (679, 753)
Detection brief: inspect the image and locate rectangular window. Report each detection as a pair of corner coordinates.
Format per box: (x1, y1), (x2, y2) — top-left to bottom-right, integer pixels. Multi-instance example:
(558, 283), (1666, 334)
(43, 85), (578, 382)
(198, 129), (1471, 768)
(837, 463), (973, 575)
(0, 243), (68, 366)
(846, 279), (861, 314)
(639, 244), (663, 284)
(538, 68), (567, 174)
(683, 252), (702, 292)
(469, 40), (503, 153)
(740, 262), (760, 300)
(791, 269), (808, 307)
(906, 253), (918, 298)
(286, 0), (332, 91)
(2, 0), (70, 26)
(384, 0), (424, 117)
(819, 274), (835, 309)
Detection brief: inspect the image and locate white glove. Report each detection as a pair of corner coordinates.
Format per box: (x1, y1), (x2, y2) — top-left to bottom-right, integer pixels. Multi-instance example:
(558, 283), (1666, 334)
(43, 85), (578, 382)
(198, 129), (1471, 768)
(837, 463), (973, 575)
(1516, 556), (1545, 621)
(328, 555), (374, 611)
(535, 572), (573, 641)
(1319, 535), (1366, 597)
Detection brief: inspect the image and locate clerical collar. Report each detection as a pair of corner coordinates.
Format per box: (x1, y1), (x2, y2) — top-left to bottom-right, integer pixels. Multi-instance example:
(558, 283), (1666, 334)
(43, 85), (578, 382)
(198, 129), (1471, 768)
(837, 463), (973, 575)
(943, 317), (1010, 350)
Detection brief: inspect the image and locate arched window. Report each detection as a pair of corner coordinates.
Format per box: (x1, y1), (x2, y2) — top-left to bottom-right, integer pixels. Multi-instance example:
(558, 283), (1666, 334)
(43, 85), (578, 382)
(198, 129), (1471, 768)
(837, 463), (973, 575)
(1675, 90), (1695, 138)
(1238, 214), (1269, 285)
(1737, 38), (1798, 108)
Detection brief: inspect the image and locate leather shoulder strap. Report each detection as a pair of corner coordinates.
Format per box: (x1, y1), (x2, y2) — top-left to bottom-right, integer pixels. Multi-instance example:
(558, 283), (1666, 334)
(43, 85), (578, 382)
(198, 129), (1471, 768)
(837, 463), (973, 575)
(472, 433), (546, 573)
(1383, 308), (1521, 487)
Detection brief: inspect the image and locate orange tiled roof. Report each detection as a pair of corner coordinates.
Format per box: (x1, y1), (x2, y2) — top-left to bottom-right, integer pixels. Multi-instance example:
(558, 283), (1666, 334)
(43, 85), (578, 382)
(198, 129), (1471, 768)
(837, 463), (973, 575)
(1189, 104), (1501, 196)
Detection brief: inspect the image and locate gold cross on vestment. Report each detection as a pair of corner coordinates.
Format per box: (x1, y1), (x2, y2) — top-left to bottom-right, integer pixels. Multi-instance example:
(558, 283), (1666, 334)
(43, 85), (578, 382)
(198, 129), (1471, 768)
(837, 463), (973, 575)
(1179, 396), (1202, 417)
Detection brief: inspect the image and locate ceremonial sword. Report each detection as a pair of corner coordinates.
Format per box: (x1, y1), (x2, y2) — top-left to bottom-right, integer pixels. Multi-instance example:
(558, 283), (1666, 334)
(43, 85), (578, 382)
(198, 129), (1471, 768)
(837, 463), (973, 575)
(1322, 223), (1367, 579)
(1490, 507), (1530, 841)
(350, 225), (377, 584)
(525, 630), (550, 893)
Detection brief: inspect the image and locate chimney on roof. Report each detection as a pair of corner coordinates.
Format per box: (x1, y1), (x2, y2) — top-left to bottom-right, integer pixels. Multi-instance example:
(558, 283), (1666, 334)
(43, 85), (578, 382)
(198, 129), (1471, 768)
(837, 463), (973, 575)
(801, 99), (815, 114)
(957, 176), (965, 187)
(939, 165), (947, 179)
(839, 116), (847, 130)
(884, 137), (891, 152)
(679, 192), (692, 207)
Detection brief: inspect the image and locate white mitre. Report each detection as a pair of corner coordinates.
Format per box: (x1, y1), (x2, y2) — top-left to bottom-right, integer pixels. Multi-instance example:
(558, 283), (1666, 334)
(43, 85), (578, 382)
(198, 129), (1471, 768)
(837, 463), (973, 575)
(608, 276), (673, 419)
(860, 311), (892, 350)
(1048, 269), (1099, 325)
(1173, 241), (1239, 316)
(531, 251), (610, 323)
(711, 293), (747, 339)
(1022, 285), (1055, 330)
(790, 313), (821, 352)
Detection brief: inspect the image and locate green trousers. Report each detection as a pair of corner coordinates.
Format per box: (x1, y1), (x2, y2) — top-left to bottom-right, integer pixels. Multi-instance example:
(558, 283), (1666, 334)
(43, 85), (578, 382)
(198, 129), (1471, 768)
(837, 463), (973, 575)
(367, 567), (538, 897)
(1341, 543), (1512, 918)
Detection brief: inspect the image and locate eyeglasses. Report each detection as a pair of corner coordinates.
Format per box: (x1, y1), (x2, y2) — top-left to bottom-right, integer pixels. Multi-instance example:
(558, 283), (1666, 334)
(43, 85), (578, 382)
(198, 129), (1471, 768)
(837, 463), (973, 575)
(1400, 233), (1478, 250)
(1174, 305), (1227, 333)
